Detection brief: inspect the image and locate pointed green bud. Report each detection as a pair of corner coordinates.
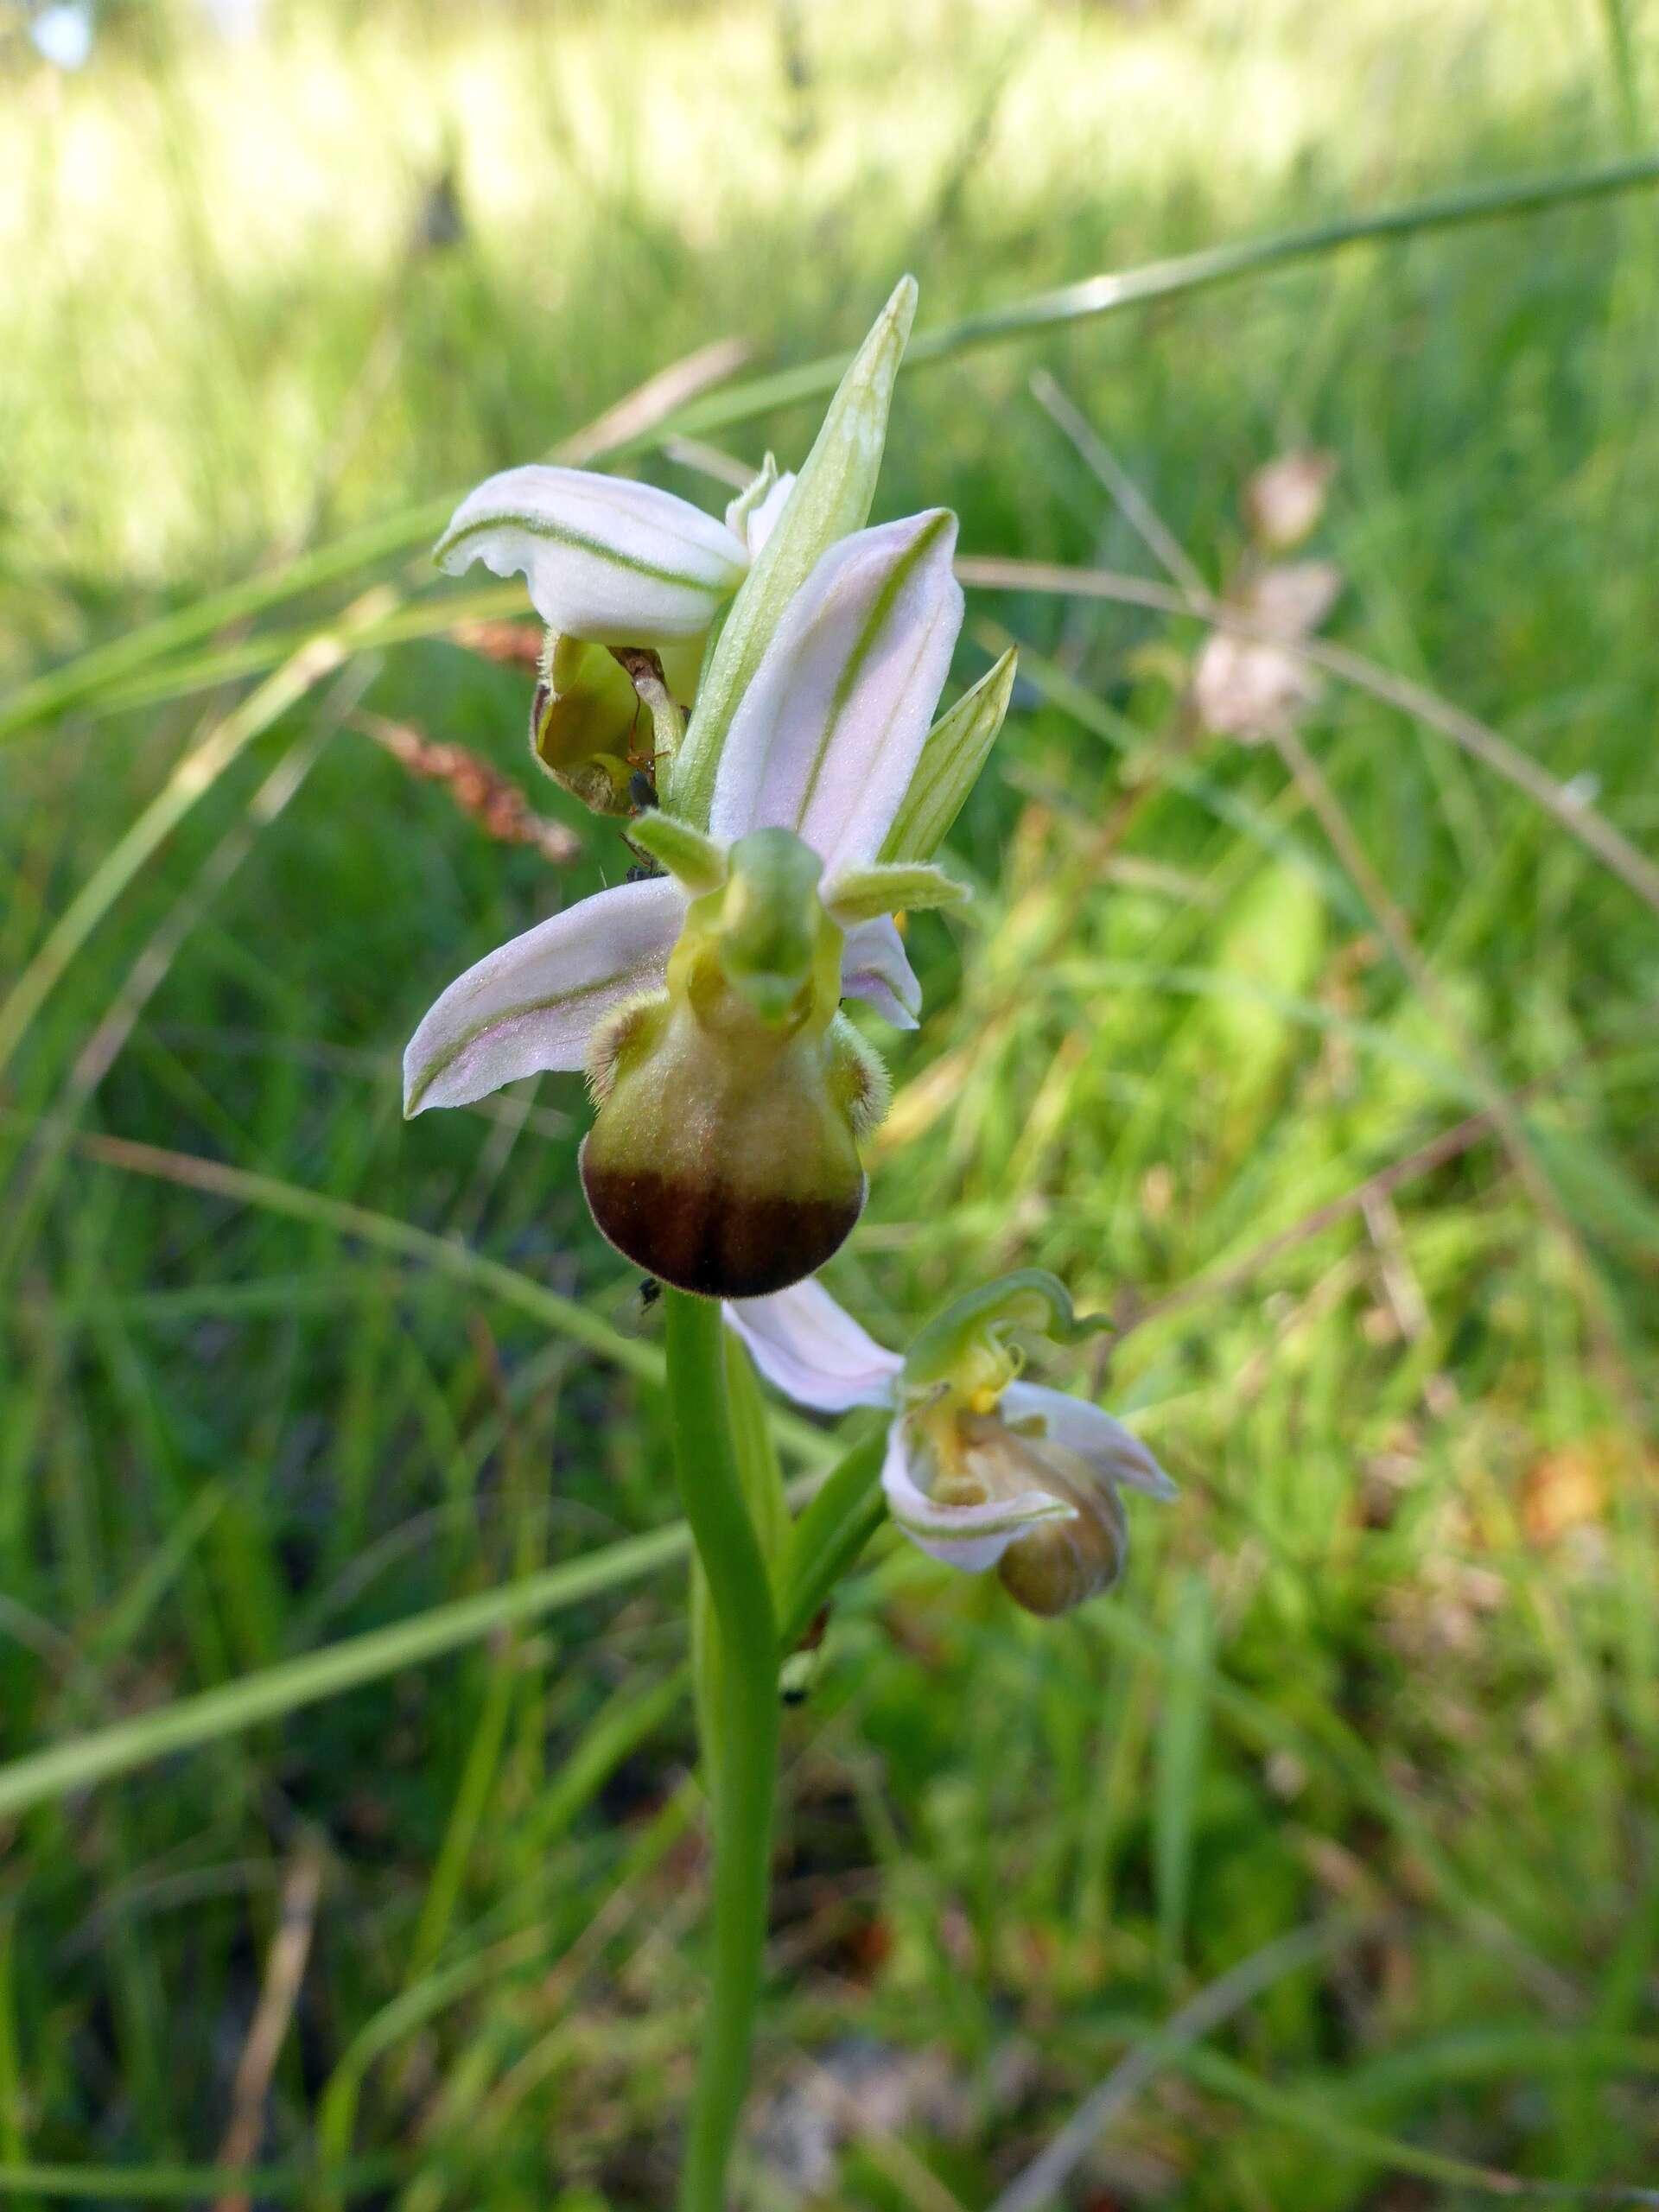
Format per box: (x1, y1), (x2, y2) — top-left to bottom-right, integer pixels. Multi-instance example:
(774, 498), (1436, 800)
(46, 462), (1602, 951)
(881, 647), (1016, 864)
(578, 828), (883, 1298)
(664, 276), (919, 828)
(825, 861), (971, 927)
(626, 810), (728, 894)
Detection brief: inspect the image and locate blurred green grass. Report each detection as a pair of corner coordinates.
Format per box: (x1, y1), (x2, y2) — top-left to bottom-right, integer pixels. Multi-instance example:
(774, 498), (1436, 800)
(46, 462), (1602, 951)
(3, 0), (1658, 2203)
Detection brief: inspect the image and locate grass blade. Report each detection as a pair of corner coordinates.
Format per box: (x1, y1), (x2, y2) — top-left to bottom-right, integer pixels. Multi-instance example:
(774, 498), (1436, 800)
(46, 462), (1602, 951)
(991, 1918), (1364, 2212)
(0, 1522), (690, 1823)
(0, 603), (391, 1083)
(671, 154), (1659, 439)
(1154, 1571), (1212, 1970)
(0, 2160), (397, 2203)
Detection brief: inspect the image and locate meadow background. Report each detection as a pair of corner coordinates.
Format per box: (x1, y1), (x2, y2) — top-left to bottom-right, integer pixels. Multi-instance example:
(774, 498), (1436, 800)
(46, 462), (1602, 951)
(3, 0), (1659, 2203)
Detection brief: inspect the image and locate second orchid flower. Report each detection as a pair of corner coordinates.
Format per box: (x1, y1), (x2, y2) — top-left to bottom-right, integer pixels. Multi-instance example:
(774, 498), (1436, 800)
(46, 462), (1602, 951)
(729, 1271), (1175, 1614)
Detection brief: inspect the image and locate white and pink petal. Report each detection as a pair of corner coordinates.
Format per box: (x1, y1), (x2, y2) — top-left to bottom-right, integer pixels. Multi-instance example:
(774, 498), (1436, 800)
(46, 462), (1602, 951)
(725, 1278), (903, 1414)
(404, 875), (683, 1115)
(1001, 1382), (1176, 1502)
(881, 1418), (1075, 1574)
(727, 464), (798, 560)
(709, 511), (963, 877)
(838, 915), (921, 1029)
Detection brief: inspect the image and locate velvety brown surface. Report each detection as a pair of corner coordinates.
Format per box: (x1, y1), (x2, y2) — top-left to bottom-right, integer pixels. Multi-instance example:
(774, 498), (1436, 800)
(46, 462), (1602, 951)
(580, 1146), (866, 1298)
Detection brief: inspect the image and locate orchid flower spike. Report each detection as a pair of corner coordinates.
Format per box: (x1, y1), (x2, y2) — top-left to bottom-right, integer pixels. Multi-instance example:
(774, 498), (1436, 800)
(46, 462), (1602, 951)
(435, 454), (794, 814)
(406, 280), (1023, 1298)
(728, 1272), (1176, 1615)
(405, 509), (995, 1296)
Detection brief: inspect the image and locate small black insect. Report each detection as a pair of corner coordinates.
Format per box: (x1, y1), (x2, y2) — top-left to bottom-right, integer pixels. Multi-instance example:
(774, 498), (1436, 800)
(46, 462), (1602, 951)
(639, 1275), (662, 1312)
(628, 768), (658, 812)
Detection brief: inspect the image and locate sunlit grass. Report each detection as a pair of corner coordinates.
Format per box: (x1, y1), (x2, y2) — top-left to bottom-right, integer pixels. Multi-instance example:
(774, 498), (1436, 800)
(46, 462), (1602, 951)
(3, 0), (1638, 595)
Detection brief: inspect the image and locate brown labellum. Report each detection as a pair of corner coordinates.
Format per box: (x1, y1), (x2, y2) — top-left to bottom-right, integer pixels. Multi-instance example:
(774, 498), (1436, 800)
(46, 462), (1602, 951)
(995, 1452), (1127, 1617)
(580, 1149), (864, 1300)
(578, 996), (869, 1300)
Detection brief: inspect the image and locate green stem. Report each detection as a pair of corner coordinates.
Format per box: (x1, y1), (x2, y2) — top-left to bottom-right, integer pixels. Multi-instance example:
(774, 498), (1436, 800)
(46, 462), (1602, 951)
(663, 1291), (781, 2212)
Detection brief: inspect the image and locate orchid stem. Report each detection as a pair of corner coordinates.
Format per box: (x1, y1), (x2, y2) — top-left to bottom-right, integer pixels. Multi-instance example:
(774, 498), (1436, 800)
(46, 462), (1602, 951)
(664, 1288), (781, 2212)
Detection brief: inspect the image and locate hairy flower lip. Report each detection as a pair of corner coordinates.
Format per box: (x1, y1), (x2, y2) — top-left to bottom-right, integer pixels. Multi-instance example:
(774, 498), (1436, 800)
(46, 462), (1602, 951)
(575, 833), (876, 1298)
(580, 1148), (867, 1300)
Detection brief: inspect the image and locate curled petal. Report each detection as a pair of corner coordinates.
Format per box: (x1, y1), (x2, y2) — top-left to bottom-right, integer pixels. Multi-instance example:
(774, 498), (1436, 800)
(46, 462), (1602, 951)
(726, 1278), (902, 1413)
(839, 915), (920, 1029)
(881, 1418), (1073, 1574)
(727, 461), (797, 559)
(709, 511), (964, 877)
(1001, 1381), (1177, 1502)
(435, 467), (747, 643)
(743, 472), (795, 557)
(404, 876), (683, 1115)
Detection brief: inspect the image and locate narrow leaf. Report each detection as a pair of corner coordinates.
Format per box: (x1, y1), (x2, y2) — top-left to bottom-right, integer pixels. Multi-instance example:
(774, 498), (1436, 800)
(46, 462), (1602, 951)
(1154, 1572), (1213, 1970)
(881, 646), (1017, 865)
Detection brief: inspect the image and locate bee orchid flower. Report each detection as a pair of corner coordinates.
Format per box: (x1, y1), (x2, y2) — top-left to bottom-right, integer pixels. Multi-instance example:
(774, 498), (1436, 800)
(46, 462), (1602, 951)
(405, 508), (995, 1295)
(728, 1272), (1176, 1613)
(405, 276), (1027, 1297)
